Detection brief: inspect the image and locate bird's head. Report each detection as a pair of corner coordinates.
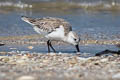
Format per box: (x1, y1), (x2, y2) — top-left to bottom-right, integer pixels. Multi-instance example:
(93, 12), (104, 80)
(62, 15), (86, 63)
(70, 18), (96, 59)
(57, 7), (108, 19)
(65, 31), (80, 52)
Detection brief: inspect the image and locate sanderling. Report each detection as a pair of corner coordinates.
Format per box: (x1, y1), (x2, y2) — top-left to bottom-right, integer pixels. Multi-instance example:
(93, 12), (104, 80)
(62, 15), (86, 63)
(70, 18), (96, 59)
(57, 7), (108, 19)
(21, 16), (80, 53)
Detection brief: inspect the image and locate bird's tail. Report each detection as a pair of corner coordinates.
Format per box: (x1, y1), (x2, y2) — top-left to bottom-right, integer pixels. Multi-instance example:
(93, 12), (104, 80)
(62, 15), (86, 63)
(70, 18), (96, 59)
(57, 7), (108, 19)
(21, 16), (35, 25)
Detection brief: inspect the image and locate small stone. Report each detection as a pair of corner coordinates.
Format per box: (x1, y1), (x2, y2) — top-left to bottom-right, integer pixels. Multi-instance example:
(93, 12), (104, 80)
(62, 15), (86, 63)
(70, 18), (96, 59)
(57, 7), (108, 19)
(16, 59), (26, 64)
(49, 52), (56, 56)
(16, 75), (36, 80)
(28, 46), (34, 49)
(43, 59), (49, 63)
(0, 52), (7, 55)
(68, 57), (78, 65)
(21, 55), (29, 60)
(10, 47), (17, 50)
(94, 62), (99, 65)
(100, 58), (108, 62)
(26, 53), (33, 58)
(112, 73), (120, 79)
(77, 57), (87, 61)
(46, 72), (53, 77)
(1, 57), (9, 62)
(0, 73), (6, 77)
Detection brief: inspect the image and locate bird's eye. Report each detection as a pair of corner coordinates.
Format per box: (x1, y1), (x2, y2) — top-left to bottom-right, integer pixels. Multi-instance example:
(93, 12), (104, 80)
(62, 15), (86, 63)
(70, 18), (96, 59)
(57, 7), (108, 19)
(74, 39), (77, 41)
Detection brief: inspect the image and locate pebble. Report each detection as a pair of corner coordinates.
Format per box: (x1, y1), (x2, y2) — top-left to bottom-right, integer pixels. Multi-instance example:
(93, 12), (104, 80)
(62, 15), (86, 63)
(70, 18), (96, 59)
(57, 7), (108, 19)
(68, 57), (78, 66)
(16, 59), (26, 64)
(0, 73), (6, 77)
(0, 57), (9, 62)
(0, 52), (119, 80)
(10, 47), (17, 50)
(16, 76), (37, 80)
(100, 58), (108, 62)
(27, 46), (34, 49)
(21, 55), (29, 60)
(112, 73), (120, 79)
(43, 59), (49, 63)
(2, 57), (9, 62)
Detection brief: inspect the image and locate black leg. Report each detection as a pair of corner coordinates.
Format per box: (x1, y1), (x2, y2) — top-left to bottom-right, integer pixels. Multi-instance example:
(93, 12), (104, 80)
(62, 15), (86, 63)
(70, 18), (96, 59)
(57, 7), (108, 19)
(75, 44), (80, 52)
(47, 40), (50, 53)
(49, 41), (56, 53)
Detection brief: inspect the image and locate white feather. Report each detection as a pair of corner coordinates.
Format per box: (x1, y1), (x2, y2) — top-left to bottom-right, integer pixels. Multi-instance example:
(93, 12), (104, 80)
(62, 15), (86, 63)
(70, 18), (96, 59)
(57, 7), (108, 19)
(46, 25), (65, 40)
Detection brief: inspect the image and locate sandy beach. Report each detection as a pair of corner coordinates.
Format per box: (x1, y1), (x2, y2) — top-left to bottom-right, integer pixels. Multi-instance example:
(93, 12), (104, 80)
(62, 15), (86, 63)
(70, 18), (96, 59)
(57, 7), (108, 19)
(0, 51), (120, 80)
(0, 35), (120, 80)
(0, 0), (120, 80)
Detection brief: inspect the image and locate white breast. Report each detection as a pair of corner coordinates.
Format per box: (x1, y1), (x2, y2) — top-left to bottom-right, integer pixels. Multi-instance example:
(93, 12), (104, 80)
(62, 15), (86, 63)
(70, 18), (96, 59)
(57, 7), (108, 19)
(46, 25), (65, 40)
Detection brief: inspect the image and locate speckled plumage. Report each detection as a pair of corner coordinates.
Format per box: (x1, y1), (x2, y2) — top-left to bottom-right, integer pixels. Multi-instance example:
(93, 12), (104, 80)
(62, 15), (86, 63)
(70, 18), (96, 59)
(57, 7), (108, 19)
(21, 16), (80, 52)
(21, 17), (72, 36)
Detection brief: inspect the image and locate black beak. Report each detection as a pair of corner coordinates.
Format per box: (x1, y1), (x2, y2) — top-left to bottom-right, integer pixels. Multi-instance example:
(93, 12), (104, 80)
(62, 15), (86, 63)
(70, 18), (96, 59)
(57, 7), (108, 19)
(75, 44), (80, 52)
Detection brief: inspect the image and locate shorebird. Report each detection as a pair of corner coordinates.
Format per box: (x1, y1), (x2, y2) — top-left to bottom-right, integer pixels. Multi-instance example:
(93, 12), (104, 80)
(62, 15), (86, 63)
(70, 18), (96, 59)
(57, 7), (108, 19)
(21, 16), (80, 53)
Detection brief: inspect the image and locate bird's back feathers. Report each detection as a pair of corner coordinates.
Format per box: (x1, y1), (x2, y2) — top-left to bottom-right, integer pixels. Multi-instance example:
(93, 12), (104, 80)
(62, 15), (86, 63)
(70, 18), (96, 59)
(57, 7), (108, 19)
(21, 16), (72, 35)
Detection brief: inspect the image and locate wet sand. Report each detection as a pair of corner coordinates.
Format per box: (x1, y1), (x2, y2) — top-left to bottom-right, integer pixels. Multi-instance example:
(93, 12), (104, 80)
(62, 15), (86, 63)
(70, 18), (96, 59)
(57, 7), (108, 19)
(0, 35), (120, 80)
(0, 35), (120, 45)
(0, 52), (120, 80)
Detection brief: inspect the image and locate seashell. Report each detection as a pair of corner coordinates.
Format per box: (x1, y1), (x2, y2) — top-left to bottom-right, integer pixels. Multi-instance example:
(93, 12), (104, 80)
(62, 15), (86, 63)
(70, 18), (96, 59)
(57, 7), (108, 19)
(16, 75), (36, 80)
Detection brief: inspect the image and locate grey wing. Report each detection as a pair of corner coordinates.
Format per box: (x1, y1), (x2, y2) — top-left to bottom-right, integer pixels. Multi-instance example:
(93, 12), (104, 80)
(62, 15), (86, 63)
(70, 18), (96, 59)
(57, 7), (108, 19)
(22, 16), (72, 34)
(21, 17), (57, 33)
(32, 20), (60, 33)
(34, 20), (72, 35)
